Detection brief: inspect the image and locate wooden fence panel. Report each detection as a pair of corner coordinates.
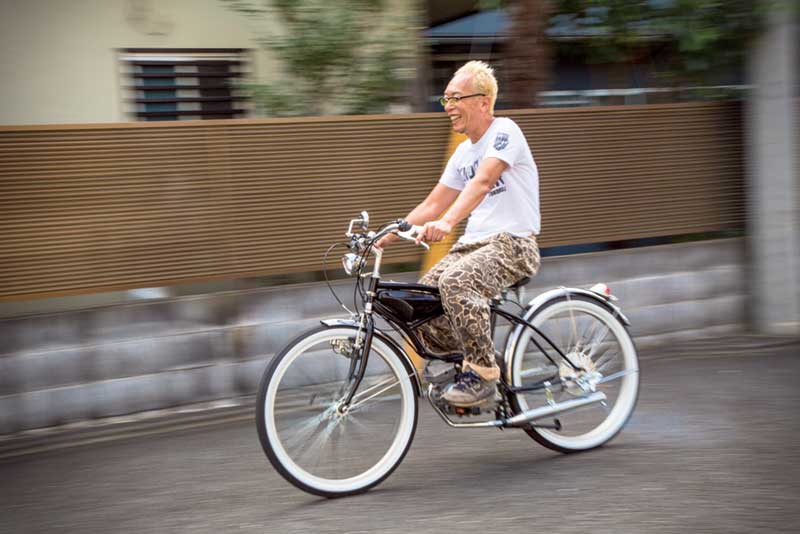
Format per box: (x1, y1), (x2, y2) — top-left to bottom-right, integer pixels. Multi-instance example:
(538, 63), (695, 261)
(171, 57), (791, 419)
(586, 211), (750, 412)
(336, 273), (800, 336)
(0, 102), (744, 301)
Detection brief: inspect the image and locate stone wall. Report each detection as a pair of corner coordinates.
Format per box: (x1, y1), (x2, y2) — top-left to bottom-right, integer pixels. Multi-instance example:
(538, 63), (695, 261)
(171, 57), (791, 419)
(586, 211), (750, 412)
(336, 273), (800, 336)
(0, 239), (746, 434)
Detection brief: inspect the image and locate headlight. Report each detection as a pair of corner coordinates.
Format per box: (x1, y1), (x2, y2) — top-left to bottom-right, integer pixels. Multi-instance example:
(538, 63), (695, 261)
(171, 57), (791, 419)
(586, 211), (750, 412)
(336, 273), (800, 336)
(341, 253), (362, 276)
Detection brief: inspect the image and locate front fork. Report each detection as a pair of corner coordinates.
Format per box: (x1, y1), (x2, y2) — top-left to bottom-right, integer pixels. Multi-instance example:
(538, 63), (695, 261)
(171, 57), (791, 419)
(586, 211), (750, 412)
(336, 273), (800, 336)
(340, 275), (380, 407)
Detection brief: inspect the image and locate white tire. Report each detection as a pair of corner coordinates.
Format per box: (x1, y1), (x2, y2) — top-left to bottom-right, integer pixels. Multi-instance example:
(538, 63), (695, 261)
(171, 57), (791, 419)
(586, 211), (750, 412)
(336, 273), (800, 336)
(509, 296), (639, 452)
(256, 325), (418, 497)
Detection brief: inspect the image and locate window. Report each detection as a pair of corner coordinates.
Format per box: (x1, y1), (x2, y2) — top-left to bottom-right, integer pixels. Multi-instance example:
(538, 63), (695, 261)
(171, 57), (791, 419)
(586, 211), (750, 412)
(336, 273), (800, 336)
(121, 48), (250, 121)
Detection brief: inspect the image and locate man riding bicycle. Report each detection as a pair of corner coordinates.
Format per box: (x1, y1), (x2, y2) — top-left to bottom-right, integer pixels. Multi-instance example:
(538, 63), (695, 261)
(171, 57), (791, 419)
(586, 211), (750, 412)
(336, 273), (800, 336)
(376, 60), (541, 407)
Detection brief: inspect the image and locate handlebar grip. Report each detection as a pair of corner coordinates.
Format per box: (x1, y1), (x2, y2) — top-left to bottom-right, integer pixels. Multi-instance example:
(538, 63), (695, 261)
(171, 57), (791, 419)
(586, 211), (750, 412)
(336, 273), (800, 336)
(395, 225), (429, 250)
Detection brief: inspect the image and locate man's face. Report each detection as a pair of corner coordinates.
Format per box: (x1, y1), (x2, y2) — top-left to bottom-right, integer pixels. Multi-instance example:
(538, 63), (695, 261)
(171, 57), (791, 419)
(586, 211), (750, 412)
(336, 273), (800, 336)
(443, 73), (487, 135)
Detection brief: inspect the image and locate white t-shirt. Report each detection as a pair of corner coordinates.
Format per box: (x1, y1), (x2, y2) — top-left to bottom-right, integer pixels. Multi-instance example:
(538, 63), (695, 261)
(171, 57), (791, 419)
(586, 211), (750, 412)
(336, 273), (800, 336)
(439, 117), (540, 244)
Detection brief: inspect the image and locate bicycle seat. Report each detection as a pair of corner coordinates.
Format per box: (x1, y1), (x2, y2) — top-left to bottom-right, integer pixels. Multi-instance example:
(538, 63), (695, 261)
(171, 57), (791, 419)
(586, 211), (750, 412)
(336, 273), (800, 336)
(508, 276), (531, 290)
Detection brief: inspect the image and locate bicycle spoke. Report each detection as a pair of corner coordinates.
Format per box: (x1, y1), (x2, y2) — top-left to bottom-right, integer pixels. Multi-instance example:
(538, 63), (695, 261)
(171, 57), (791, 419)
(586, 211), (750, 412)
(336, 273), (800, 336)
(329, 419), (342, 480)
(598, 368), (638, 383)
(343, 412), (371, 434)
(551, 313), (567, 356)
(349, 394), (402, 415)
(278, 409), (330, 453)
(583, 318), (610, 357)
(349, 375), (397, 404)
(349, 380), (401, 411)
(577, 312), (596, 352)
(566, 296), (580, 351)
(295, 417), (340, 469)
(594, 348), (620, 374)
(579, 316), (595, 353)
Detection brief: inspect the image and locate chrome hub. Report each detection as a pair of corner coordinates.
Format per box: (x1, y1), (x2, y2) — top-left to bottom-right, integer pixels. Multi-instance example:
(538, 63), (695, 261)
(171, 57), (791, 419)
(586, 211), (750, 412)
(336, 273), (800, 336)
(559, 351), (603, 396)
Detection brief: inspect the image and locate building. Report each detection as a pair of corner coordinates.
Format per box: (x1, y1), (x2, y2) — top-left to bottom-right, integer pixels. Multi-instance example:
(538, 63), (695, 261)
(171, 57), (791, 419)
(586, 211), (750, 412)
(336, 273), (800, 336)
(0, 0), (416, 124)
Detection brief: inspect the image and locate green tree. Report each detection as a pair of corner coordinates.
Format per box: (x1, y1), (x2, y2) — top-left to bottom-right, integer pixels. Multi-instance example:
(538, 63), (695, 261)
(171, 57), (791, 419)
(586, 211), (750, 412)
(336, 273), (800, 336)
(551, 0), (781, 88)
(494, 0), (787, 106)
(222, 0), (419, 116)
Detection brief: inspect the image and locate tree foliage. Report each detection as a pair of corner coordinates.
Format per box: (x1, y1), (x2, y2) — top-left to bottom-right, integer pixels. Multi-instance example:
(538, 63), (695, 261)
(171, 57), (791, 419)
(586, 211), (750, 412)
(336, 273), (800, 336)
(550, 0), (782, 86)
(222, 0), (417, 116)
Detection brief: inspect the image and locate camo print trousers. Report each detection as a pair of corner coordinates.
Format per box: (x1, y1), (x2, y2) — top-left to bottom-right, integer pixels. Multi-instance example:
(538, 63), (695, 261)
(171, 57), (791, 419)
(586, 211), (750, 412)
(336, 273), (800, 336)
(417, 232), (540, 381)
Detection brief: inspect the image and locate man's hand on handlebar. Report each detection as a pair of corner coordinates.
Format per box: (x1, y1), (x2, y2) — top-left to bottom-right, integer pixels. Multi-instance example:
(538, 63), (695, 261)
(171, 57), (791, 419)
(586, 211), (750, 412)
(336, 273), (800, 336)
(375, 219), (443, 251)
(416, 220), (452, 244)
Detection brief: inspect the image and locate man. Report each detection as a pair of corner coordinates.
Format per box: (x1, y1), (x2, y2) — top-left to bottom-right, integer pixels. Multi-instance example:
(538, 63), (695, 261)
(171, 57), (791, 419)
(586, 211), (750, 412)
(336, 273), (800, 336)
(377, 61), (541, 407)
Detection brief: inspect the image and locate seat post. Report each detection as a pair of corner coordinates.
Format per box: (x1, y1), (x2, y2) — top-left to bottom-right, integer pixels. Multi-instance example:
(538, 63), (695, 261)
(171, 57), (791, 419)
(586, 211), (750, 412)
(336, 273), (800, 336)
(490, 296), (502, 337)
(514, 285), (526, 304)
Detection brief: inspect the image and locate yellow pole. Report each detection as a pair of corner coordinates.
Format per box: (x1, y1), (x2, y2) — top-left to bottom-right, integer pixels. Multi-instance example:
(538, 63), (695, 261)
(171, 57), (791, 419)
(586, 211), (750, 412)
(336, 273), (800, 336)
(421, 131), (467, 272)
(408, 131), (467, 371)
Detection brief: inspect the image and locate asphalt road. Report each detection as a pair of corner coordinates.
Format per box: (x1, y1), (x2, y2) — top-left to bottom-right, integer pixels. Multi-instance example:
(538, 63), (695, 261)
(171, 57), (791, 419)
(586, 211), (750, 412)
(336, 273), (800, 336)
(1, 335), (799, 534)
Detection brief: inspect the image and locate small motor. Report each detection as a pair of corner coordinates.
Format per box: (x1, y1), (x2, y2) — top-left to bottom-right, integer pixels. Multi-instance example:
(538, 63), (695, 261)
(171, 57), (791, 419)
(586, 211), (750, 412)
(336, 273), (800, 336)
(424, 360), (497, 417)
(448, 404), (483, 416)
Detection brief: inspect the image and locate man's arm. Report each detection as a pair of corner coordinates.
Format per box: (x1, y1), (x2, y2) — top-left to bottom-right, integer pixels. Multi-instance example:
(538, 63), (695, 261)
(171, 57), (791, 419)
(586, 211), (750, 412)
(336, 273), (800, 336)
(418, 157), (508, 243)
(405, 183), (461, 225)
(375, 183), (460, 249)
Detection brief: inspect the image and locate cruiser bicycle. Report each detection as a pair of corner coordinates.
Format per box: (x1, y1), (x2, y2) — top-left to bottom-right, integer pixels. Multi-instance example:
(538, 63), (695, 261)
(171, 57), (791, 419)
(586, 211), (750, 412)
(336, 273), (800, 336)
(256, 212), (639, 498)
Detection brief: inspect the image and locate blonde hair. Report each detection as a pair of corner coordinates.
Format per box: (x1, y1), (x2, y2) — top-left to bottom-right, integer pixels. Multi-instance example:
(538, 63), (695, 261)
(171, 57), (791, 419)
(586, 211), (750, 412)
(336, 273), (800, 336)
(453, 60), (498, 114)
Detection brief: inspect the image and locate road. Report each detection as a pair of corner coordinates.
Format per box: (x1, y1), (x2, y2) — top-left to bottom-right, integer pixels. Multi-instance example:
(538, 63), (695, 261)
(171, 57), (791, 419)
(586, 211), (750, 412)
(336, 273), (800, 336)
(1, 335), (799, 534)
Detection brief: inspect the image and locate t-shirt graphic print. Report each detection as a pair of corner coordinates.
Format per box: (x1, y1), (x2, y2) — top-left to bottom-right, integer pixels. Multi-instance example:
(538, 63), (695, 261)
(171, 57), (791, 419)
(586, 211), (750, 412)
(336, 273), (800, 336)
(439, 117), (540, 244)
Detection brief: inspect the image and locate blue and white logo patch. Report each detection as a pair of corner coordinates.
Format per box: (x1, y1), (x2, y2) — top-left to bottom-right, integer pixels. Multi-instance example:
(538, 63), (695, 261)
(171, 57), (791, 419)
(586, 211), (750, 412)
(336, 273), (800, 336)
(493, 132), (509, 150)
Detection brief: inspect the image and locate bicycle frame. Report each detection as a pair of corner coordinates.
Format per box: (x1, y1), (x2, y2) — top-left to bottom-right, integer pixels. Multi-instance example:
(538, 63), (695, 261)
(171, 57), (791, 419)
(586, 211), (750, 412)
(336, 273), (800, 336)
(338, 279), (583, 409)
(335, 217), (625, 411)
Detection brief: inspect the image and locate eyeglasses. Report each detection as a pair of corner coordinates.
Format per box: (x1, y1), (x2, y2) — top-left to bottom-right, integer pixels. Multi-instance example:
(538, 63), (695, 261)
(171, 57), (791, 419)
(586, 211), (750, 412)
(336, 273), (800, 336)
(439, 93), (486, 106)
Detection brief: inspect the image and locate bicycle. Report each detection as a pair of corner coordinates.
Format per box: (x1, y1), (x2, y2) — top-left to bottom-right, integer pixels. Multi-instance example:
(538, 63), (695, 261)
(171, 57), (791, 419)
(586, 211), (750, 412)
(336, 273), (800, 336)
(256, 212), (640, 498)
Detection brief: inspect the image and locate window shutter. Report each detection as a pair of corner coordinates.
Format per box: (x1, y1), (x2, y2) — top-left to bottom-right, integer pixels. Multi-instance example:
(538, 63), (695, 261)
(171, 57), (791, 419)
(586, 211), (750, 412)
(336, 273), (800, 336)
(121, 48), (250, 121)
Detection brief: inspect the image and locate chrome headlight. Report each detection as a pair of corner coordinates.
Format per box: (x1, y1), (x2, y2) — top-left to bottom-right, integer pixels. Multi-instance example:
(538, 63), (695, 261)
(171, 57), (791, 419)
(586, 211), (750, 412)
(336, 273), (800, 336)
(341, 253), (362, 276)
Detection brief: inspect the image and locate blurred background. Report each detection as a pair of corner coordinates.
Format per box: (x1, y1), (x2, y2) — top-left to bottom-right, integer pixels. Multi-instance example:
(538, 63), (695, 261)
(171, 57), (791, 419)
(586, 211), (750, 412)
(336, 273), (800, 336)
(0, 2), (799, 532)
(0, 0), (797, 436)
(0, 0), (786, 123)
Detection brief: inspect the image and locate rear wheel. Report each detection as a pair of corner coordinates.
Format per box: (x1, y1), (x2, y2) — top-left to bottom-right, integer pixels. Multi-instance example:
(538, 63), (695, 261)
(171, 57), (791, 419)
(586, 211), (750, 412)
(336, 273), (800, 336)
(508, 296), (639, 452)
(256, 325), (418, 497)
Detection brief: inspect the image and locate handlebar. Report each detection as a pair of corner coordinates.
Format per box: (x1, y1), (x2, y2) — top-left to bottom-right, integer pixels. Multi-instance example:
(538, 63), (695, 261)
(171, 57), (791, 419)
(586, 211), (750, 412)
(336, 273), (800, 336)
(374, 220), (429, 251)
(349, 216), (430, 252)
(395, 223), (429, 251)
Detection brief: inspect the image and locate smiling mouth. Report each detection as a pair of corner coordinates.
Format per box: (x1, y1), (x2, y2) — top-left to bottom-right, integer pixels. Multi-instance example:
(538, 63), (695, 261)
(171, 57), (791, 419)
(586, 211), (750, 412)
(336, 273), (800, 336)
(449, 115), (461, 122)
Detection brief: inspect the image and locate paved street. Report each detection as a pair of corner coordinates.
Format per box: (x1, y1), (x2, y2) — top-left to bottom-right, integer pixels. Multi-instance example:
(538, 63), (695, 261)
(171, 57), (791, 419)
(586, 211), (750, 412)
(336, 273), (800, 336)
(1, 335), (799, 534)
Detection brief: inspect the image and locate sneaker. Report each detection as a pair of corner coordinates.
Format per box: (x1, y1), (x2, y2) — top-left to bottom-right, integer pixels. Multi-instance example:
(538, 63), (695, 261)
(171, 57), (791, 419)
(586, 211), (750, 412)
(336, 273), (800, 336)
(441, 370), (497, 407)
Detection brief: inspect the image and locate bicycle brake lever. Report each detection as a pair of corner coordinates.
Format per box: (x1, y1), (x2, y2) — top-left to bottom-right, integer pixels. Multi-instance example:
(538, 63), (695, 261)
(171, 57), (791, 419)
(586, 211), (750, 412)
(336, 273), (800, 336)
(396, 227), (430, 250)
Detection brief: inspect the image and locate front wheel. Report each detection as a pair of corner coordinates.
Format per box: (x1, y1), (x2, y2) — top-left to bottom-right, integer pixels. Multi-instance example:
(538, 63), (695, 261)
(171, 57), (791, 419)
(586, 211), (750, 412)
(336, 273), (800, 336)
(508, 295), (639, 453)
(256, 325), (418, 498)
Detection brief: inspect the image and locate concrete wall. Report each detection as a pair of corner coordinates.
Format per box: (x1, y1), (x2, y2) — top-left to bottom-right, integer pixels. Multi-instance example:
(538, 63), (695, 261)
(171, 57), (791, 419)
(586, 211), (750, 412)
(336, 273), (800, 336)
(747, 11), (800, 335)
(0, 238), (746, 434)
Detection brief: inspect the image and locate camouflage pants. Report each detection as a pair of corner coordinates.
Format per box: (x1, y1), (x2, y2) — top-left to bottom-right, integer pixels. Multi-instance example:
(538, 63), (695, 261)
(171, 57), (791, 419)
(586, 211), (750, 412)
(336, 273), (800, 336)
(417, 232), (540, 381)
